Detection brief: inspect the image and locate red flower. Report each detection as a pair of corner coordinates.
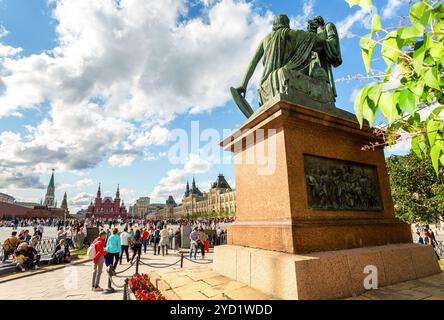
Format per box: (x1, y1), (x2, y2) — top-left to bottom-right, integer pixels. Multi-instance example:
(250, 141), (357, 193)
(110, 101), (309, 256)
(129, 273), (166, 300)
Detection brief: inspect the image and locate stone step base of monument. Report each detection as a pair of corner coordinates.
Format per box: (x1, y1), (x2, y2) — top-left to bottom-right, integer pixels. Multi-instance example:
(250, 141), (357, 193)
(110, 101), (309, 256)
(213, 243), (441, 300)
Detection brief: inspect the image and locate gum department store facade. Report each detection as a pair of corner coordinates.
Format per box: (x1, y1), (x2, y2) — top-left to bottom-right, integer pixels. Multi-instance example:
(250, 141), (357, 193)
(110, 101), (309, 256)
(155, 174), (236, 219)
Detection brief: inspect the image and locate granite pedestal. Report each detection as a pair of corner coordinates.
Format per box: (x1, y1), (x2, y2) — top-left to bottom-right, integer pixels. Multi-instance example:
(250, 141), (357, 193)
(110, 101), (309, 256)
(213, 97), (441, 299)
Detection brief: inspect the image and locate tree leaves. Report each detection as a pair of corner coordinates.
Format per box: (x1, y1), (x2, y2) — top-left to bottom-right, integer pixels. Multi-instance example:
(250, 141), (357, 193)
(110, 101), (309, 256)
(345, 0), (372, 12)
(430, 144), (442, 174)
(412, 134), (427, 159)
(371, 14), (381, 32)
(346, 0), (444, 174)
(387, 153), (444, 223)
(399, 23), (425, 39)
(360, 33), (376, 73)
(424, 67), (440, 90)
(412, 43), (425, 74)
(379, 92), (399, 125)
(409, 1), (428, 25)
(382, 31), (400, 69)
(361, 83), (382, 126)
(398, 89), (417, 114)
(409, 78), (425, 97)
(427, 119), (440, 146)
(354, 86), (368, 128)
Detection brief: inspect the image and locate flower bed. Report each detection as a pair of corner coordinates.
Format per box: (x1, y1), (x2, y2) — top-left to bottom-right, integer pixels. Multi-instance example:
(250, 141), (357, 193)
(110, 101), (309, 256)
(129, 273), (166, 300)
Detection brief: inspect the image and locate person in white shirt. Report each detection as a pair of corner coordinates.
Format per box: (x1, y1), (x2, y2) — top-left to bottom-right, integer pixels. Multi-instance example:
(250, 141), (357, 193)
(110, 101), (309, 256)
(119, 227), (131, 264)
(168, 227), (174, 248)
(36, 224), (44, 239)
(216, 227), (222, 246)
(57, 227), (65, 237)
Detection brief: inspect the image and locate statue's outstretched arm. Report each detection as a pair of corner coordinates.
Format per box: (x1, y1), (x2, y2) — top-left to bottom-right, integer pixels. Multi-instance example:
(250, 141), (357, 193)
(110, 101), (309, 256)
(237, 41), (264, 96)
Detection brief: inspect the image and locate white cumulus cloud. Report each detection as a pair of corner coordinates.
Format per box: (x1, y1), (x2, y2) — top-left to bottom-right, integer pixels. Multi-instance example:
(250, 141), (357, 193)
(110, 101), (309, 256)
(382, 0), (408, 19)
(149, 153), (213, 202)
(0, 0), (274, 186)
(336, 8), (371, 39)
(108, 154), (136, 167)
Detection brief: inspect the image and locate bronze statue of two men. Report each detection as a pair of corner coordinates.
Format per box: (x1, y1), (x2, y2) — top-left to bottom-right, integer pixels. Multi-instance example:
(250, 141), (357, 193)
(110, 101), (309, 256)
(232, 14), (342, 119)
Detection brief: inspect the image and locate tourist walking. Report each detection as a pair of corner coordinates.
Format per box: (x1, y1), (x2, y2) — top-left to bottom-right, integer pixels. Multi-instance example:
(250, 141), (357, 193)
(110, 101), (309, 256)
(168, 227), (174, 249)
(189, 227), (199, 259)
(198, 227), (207, 259)
(92, 231), (107, 291)
(30, 232), (40, 248)
(425, 228), (441, 260)
(216, 227), (222, 246)
(142, 228), (149, 254)
(159, 225), (169, 256)
(119, 227), (131, 264)
(36, 223), (44, 239)
(175, 228), (181, 249)
(153, 227), (161, 255)
(130, 229), (142, 263)
(105, 228), (121, 271)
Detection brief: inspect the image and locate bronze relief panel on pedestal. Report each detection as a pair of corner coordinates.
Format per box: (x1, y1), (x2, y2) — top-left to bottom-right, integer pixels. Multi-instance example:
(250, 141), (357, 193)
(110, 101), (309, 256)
(303, 154), (383, 211)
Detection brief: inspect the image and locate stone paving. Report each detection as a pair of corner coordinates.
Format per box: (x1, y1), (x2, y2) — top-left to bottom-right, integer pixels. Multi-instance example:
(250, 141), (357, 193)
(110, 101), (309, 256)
(150, 266), (276, 300)
(346, 272), (444, 300)
(0, 226), (60, 240)
(153, 266), (444, 300)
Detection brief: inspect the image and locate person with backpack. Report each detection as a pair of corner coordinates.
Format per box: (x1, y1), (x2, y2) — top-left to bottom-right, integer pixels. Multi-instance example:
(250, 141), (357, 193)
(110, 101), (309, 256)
(91, 231), (107, 291)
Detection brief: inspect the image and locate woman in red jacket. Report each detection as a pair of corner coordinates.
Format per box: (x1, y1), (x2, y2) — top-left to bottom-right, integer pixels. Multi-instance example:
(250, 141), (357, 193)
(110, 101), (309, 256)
(92, 231), (107, 292)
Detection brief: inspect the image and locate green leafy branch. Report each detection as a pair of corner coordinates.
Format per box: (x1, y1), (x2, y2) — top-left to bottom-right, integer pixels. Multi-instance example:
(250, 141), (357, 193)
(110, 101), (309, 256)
(345, 0), (444, 173)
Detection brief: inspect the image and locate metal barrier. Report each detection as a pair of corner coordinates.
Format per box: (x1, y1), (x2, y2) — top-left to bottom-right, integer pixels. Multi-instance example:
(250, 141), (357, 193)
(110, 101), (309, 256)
(435, 240), (444, 258)
(123, 278), (131, 300)
(35, 235), (80, 255)
(0, 244), (4, 261)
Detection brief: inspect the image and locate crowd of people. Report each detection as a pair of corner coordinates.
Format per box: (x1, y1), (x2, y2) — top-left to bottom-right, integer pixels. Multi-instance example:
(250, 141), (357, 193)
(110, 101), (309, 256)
(89, 221), (219, 292)
(2, 230), (71, 271)
(0, 217), (66, 230)
(1, 215), (441, 288)
(1, 216), (231, 278)
(415, 224), (441, 260)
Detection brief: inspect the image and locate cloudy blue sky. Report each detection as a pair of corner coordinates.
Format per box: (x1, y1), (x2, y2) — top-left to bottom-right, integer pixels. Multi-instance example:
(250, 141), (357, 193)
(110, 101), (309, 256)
(0, 0), (410, 212)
